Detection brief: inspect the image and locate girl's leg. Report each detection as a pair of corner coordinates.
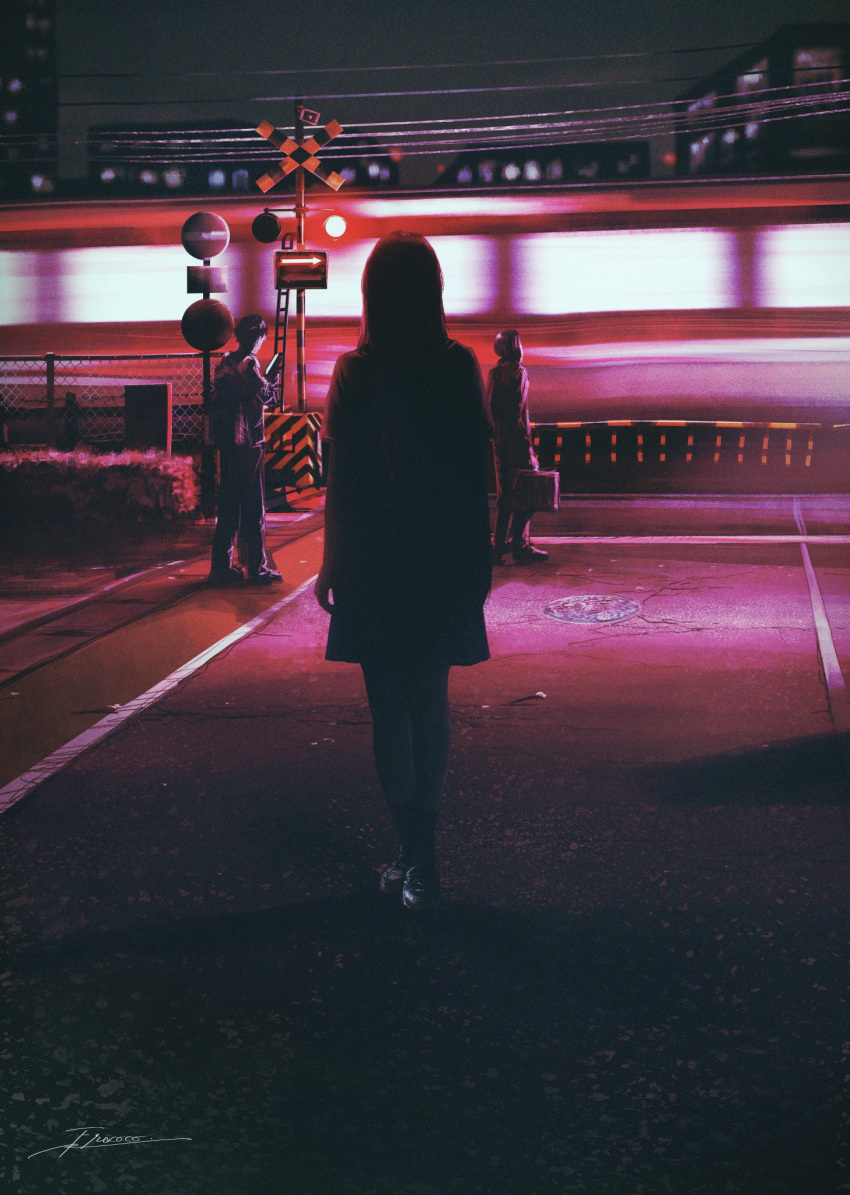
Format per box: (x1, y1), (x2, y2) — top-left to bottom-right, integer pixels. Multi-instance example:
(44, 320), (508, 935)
(360, 659), (416, 812)
(405, 662), (452, 811)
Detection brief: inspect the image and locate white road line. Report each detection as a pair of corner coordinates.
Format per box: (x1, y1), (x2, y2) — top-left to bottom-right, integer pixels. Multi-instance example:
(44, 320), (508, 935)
(0, 573), (319, 815)
(535, 535), (850, 545)
(792, 499), (849, 737)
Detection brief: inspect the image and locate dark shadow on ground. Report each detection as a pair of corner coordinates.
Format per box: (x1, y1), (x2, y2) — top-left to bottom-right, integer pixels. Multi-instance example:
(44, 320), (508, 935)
(5, 891), (848, 1195)
(642, 733), (849, 806)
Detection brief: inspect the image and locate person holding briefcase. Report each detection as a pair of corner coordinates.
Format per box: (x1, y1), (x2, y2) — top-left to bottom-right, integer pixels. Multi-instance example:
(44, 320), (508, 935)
(488, 329), (548, 564)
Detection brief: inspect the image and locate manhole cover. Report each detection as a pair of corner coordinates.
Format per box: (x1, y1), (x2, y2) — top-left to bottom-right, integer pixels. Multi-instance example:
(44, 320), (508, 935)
(546, 595), (641, 624)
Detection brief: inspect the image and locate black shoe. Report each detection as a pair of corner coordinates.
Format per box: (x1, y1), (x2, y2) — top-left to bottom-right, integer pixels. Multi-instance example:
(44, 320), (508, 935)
(248, 566), (283, 585)
(208, 565), (245, 585)
(402, 864), (440, 911)
(379, 851), (410, 894)
(512, 543), (548, 562)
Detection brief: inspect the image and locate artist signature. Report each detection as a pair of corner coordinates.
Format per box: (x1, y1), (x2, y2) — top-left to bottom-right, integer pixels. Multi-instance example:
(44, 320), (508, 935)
(28, 1125), (192, 1160)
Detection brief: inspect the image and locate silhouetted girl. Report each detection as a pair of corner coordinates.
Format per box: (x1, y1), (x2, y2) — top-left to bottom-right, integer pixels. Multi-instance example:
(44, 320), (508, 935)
(316, 232), (492, 910)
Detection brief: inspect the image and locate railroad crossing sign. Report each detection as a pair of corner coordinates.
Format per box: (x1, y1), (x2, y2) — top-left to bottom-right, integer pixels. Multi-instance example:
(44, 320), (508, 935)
(274, 250), (328, 289)
(255, 116), (345, 192)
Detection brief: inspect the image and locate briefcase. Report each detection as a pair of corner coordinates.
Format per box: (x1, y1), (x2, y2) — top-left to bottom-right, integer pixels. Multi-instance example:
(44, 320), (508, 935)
(513, 469), (560, 513)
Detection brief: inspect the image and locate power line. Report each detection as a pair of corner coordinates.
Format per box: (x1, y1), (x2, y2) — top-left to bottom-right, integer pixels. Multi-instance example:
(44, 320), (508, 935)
(57, 74), (707, 108)
(59, 42), (755, 80)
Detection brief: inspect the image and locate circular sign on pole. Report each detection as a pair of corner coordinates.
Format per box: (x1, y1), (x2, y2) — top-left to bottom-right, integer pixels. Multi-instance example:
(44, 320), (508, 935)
(181, 299), (234, 351)
(181, 211), (230, 260)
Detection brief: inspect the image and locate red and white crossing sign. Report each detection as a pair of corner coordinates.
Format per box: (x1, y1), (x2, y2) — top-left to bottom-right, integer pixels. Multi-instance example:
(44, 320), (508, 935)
(255, 117), (345, 193)
(274, 250), (328, 289)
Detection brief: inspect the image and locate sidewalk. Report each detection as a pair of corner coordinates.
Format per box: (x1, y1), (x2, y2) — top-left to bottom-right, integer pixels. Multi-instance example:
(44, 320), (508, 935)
(2, 522), (849, 1194)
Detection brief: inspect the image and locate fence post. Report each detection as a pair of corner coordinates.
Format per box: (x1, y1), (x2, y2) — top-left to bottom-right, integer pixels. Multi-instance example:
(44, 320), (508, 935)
(45, 352), (55, 447)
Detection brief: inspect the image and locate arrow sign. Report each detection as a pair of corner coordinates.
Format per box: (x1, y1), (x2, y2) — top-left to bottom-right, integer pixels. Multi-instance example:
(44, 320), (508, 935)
(255, 118), (345, 193)
(274, 249), (328, 289)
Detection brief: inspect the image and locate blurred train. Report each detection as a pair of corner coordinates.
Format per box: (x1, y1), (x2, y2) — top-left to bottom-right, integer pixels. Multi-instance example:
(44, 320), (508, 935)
(1, 175), (850, 422)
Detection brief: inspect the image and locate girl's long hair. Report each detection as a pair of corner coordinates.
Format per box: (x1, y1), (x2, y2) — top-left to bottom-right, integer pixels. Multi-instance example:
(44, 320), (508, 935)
(358, 232), (449, 356)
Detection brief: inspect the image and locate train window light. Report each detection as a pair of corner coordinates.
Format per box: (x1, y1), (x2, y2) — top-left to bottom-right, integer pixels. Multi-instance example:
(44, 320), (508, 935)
(512, 229), (735, 314)
(0, 251), (63, 325)
(59, 246), (189, 324)
(760, 224), (850, 307)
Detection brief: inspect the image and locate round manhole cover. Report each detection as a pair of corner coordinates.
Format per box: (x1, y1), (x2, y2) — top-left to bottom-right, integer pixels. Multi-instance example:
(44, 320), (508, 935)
(546, 595), (641, 624)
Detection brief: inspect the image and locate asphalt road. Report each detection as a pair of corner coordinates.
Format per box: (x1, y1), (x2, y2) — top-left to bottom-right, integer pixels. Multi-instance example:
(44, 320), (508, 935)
(1, 501), (849, 1194)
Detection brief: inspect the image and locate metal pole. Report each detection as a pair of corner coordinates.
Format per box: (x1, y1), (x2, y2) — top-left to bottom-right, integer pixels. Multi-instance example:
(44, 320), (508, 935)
(295, 101), (307, 414)
(199, 258), (216, 517)
(45, 351), (55, 447)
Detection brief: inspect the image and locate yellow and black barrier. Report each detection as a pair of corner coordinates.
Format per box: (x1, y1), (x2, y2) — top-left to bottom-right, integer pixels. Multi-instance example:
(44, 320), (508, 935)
(264, 411), (324, 492)
(529, 420), (850, 494)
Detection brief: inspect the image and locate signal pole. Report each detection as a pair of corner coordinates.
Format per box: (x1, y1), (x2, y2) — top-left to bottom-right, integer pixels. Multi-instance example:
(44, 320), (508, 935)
(294, 101), (307, 413)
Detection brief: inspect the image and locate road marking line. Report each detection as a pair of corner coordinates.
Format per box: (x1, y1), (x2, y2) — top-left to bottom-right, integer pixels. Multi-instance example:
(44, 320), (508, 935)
(534, 535), (850, 545)
(792, 500), (849, 740)
(0, 573), (318, 815)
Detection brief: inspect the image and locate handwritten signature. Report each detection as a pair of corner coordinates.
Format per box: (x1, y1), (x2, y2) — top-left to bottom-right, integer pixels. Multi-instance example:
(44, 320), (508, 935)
(28, 1125), (192, 1160)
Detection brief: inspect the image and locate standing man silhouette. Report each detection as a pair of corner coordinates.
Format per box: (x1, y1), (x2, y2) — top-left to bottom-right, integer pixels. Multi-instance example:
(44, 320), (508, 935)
(208, 315), (283, 586)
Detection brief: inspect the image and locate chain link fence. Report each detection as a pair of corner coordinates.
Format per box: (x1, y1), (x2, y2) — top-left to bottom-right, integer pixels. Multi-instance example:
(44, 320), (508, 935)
(0, 353), (220, 449)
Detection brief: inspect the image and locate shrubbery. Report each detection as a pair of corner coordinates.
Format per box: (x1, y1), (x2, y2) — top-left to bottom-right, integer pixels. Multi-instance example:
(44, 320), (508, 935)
(0, 449), (199, 522)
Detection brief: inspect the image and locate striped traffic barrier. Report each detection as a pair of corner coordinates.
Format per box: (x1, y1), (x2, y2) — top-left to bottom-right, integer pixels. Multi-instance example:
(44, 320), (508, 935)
(264, 411), (323, 492)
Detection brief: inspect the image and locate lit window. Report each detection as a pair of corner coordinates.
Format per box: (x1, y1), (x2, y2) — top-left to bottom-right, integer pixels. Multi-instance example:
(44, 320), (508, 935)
(367, 161), (380, 179)
(616, 152), (641, 175)
(761, 224), (850, 306)
(164, 168), (186, 188)
(231, 168), (249, 191)
(478, 160), (496, 183)
(687, 91), (716, 115)
(207, 169), (226, 188)
(513, 228), (736, 314)
(502, 162), (521, 181)
(58, 245), (190, 323)
(457, 166), (473, 184)
(689, 132), (715, 173)
(546, 159), (563, 181)
(340, 166), (357, 183)
(100, 167), (117, 183)
(736, 58), (768, 93)
(139, 169), (159, 185)
(523, 160), (542, 182)
(378, 165), (391, 181)
(722, 129), (738, 146)
(745, 122), (760, 140)
(793, 47), (842, 89)
(30, 174), (53, 194)
(8, 79), (23, 94)
(577, 160), (599, 180)
(3, 110), (18, 124)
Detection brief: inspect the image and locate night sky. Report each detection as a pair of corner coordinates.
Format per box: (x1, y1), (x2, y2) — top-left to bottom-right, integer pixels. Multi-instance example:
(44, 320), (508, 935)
(56, 0), (850, 185)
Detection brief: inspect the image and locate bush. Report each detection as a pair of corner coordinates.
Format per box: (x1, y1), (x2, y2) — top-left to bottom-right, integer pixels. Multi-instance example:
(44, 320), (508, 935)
(0, 449), (199, 523)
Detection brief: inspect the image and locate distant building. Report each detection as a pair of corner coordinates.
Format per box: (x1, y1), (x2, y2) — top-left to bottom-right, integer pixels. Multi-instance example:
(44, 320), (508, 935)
(675, 22), (850, 177)
(87, 121), (399, 197)
(435, 141), (650, 188)
(0, 0), (58, 199)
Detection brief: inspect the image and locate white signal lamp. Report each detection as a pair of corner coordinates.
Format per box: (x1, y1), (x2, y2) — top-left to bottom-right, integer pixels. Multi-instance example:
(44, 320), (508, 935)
(323, 215), (347, 239)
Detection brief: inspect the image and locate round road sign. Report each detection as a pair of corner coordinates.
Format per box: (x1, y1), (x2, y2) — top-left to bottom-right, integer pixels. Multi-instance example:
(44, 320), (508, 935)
(181, 299), (234, 351)
(181, 211), (230, 260)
